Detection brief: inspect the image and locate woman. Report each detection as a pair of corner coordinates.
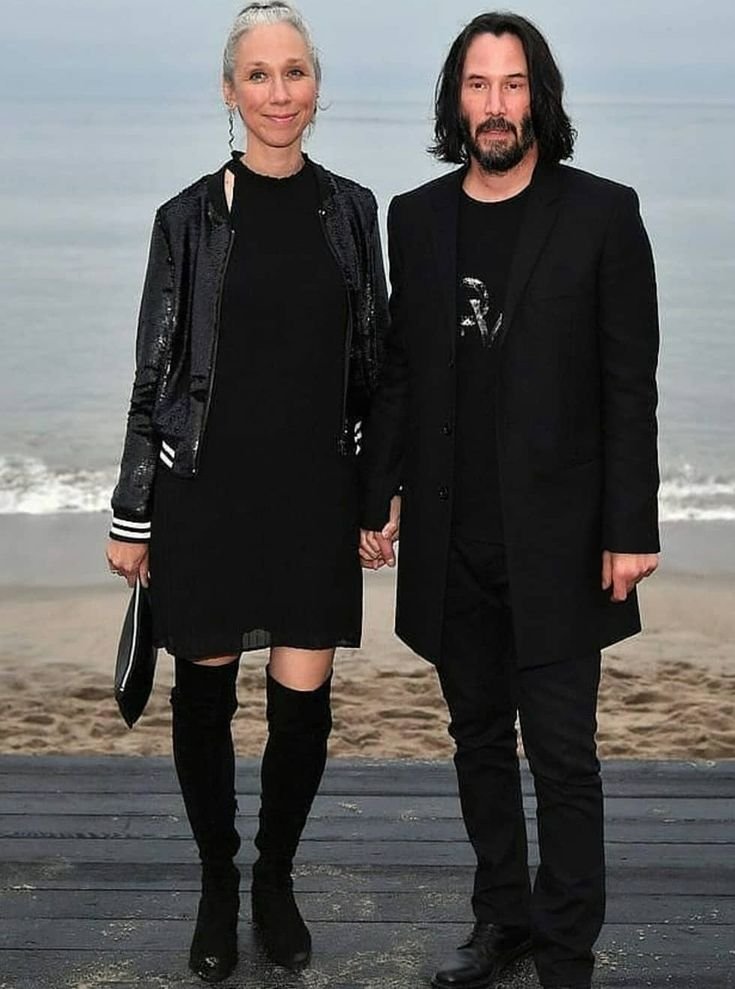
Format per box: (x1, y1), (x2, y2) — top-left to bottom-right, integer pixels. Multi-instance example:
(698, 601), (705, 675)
(106, 3), (387, 981)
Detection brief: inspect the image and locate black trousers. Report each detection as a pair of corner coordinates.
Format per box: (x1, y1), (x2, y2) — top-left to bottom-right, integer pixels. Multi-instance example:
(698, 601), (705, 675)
(438, 537), (604, 988)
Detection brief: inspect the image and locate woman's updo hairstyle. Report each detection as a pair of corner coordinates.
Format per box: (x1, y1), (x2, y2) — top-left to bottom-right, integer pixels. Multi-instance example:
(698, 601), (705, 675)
(222, 2), (322, 88)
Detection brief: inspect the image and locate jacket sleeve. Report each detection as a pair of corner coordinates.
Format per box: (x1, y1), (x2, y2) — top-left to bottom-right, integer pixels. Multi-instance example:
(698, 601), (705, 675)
(109, 210), (175, 543)
(366, 195), (390, 395)
(359, 197), (410, 531)
(598, 187), (661, 553)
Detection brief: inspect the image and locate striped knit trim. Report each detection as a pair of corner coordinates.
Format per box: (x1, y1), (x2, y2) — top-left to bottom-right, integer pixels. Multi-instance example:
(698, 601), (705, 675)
(110, 516), (151, 542)
(160, 440), (175, 468)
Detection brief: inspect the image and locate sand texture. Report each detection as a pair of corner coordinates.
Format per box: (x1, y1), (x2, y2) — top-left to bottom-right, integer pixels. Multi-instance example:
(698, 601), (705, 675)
(0, 569), (733, 759)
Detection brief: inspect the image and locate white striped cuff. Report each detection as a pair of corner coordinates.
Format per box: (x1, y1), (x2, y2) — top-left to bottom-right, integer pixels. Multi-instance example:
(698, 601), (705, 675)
(110, 516), (151, 542)
(159, 440), (175, 468)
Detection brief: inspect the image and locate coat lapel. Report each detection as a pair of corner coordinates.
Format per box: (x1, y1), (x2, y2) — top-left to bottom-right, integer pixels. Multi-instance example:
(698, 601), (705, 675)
(427, 164), (563, 353)
(500, 162), (564, 345)
(429, 169), (465, 356)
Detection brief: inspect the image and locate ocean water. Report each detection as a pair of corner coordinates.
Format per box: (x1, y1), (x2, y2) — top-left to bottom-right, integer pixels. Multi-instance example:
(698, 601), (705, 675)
(1, 97), (734, 521)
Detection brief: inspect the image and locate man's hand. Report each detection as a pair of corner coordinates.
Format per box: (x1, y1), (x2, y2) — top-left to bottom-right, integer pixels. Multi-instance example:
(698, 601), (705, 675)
(360, 496), (401, 570)
(602, 550), (659, 603)
(106, 540), (150, 588)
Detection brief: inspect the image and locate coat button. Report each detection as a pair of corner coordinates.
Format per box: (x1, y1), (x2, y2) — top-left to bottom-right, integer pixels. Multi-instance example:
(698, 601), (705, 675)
(448, 358), (456, 369)
(441, 423), (453, 436)
(438, 486), (449, 500)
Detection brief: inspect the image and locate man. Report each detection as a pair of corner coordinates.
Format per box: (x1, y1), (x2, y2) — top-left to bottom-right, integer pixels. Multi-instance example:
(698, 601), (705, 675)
(360, 12), (660, 989)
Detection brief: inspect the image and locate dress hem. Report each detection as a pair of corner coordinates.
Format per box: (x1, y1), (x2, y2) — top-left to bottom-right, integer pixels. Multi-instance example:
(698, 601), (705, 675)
(154, 627), (361, 660)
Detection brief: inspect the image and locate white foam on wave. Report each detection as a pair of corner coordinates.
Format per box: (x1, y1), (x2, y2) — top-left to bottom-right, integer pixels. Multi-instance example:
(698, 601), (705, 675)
(0, 456), (115, 515)
(1, 456), (735, 521)
(659, 464), (735, 521)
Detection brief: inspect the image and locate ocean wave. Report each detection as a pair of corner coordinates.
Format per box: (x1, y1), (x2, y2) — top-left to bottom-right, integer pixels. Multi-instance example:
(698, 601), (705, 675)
(0, 456), (116, 515)
(659, 466), (735, 522)
(1, 456), (735, 521)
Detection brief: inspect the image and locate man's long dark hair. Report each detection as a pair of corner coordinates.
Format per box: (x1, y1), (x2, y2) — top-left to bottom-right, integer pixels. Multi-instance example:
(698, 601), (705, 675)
(431, 11), (576, 165)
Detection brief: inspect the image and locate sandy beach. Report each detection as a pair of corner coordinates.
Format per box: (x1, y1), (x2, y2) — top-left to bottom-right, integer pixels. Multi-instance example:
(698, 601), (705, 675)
(0, 516), (733, 760)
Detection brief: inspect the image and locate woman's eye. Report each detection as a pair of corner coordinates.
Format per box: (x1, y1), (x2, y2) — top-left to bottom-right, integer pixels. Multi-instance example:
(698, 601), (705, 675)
(249, 71), (266, 82)
(288, 68), (306, 77)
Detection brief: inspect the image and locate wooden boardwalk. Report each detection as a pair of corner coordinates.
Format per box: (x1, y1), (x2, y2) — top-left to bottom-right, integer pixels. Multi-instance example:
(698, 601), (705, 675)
(0, 757), (733, 988)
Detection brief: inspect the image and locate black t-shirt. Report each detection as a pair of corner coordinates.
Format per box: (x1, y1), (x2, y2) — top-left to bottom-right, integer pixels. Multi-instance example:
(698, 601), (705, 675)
(452, 186), (529, 542)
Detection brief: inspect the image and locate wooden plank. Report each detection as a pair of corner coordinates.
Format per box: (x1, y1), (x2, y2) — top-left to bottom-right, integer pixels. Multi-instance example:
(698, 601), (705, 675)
(1, 836), (733, 869)
(0, 757), (732, 988)
(0, 814), (733, 844)
(1, 757), (733, 798)
(2, 861), (733, 897)
(2, 918), (734, 956)
(3, 755), (734, 783)
(1, 888), (733, 926)
(0, 965), (729, 989)
(0, 923), (732, 985)
(2, 792), (733, 823)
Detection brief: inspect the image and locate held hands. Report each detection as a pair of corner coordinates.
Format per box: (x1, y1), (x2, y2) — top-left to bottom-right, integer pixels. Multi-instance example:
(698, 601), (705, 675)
(106, 539), (150, 588)
(602, 550), (659, 602)
(360, 496), (401, 570)
(359, 508), (659, 594)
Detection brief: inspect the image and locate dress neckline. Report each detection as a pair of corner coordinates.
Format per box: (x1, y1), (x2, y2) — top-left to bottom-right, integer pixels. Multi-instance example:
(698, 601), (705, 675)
(229, 152), (310, 186)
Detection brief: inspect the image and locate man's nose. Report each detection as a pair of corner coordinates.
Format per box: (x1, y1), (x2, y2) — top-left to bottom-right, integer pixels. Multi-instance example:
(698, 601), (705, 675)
(484, 84), (506, 117)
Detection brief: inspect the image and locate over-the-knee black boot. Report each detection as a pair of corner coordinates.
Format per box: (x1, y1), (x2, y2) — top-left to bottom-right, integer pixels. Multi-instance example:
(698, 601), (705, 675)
(251, 670), (332, 969)
(171, 658), (241, 983)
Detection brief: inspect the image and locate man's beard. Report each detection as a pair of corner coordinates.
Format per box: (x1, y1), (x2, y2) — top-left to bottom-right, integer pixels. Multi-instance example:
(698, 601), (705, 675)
(462, 112), (536, 173)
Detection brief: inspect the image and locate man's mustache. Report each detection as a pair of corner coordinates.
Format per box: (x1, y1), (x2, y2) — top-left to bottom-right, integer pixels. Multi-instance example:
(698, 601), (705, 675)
(476, 117), (517, 137)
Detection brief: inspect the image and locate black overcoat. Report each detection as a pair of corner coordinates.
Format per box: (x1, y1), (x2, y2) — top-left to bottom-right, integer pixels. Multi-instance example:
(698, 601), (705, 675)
(361, 163), (660, 668)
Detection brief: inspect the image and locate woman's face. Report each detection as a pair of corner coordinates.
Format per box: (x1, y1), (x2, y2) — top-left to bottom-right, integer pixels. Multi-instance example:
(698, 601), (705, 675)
(223, 22), (318, 156)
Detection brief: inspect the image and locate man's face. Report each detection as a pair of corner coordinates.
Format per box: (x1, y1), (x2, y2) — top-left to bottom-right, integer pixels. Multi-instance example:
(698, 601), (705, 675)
(459, 31), (535, 173)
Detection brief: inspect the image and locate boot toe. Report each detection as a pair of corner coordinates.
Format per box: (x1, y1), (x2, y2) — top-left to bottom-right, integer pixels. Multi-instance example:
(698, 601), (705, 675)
(189, 949), (238, 983)
(252, 878), (312, 970)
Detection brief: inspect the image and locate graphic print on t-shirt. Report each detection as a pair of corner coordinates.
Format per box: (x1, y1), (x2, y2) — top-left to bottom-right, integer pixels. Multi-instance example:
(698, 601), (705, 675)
(459, 276), (503, 349)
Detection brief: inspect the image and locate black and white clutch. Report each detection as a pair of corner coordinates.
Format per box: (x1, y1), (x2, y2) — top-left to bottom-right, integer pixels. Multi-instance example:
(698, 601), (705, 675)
(114, 580), (157, 728)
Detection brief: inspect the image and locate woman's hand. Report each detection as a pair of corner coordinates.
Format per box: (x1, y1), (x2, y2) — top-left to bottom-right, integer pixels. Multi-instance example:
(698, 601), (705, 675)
(359, 495), (401, 570)
(106, 540), (150, 588)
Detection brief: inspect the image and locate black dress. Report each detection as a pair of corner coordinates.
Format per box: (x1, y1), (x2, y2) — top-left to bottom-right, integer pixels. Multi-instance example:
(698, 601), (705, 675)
(149, 158), (362, 658)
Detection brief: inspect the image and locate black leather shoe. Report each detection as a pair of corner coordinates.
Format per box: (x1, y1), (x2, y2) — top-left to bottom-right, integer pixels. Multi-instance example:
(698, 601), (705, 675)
(251, 874), (311, 970)
(189, 863), (240, 983)
(432, 922), (532, 988)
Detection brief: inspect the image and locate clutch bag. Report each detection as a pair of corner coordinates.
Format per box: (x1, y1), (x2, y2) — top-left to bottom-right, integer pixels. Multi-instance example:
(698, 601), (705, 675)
(114, 579), (157, 728)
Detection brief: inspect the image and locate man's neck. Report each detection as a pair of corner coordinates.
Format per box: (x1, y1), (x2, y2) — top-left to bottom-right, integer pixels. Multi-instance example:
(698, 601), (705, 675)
(462, 145), (539, 203)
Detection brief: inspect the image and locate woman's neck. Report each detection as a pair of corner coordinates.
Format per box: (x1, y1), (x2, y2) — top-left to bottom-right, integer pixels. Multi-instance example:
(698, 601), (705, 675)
(241, 143), (304, 179)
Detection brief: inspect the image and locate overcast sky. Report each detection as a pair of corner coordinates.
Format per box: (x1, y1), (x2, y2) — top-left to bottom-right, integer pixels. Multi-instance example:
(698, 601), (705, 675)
(3, 0), (734, 105)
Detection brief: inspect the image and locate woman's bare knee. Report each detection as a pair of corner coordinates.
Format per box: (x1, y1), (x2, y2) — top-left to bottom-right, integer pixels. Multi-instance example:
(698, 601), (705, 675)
(190, 654), (240, 668)
(269, 647), (334, 691)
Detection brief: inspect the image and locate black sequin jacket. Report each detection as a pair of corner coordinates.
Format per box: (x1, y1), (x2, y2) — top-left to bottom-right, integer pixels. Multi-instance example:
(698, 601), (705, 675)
(110, 156), (389, 543)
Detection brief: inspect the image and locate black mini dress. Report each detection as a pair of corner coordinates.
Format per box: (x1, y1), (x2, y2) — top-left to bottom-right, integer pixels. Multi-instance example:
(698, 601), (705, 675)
(149, 158), (362, 658)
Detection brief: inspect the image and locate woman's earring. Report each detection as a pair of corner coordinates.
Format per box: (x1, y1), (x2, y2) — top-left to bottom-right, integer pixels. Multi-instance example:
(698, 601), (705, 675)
(227, 105), (235, 152)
